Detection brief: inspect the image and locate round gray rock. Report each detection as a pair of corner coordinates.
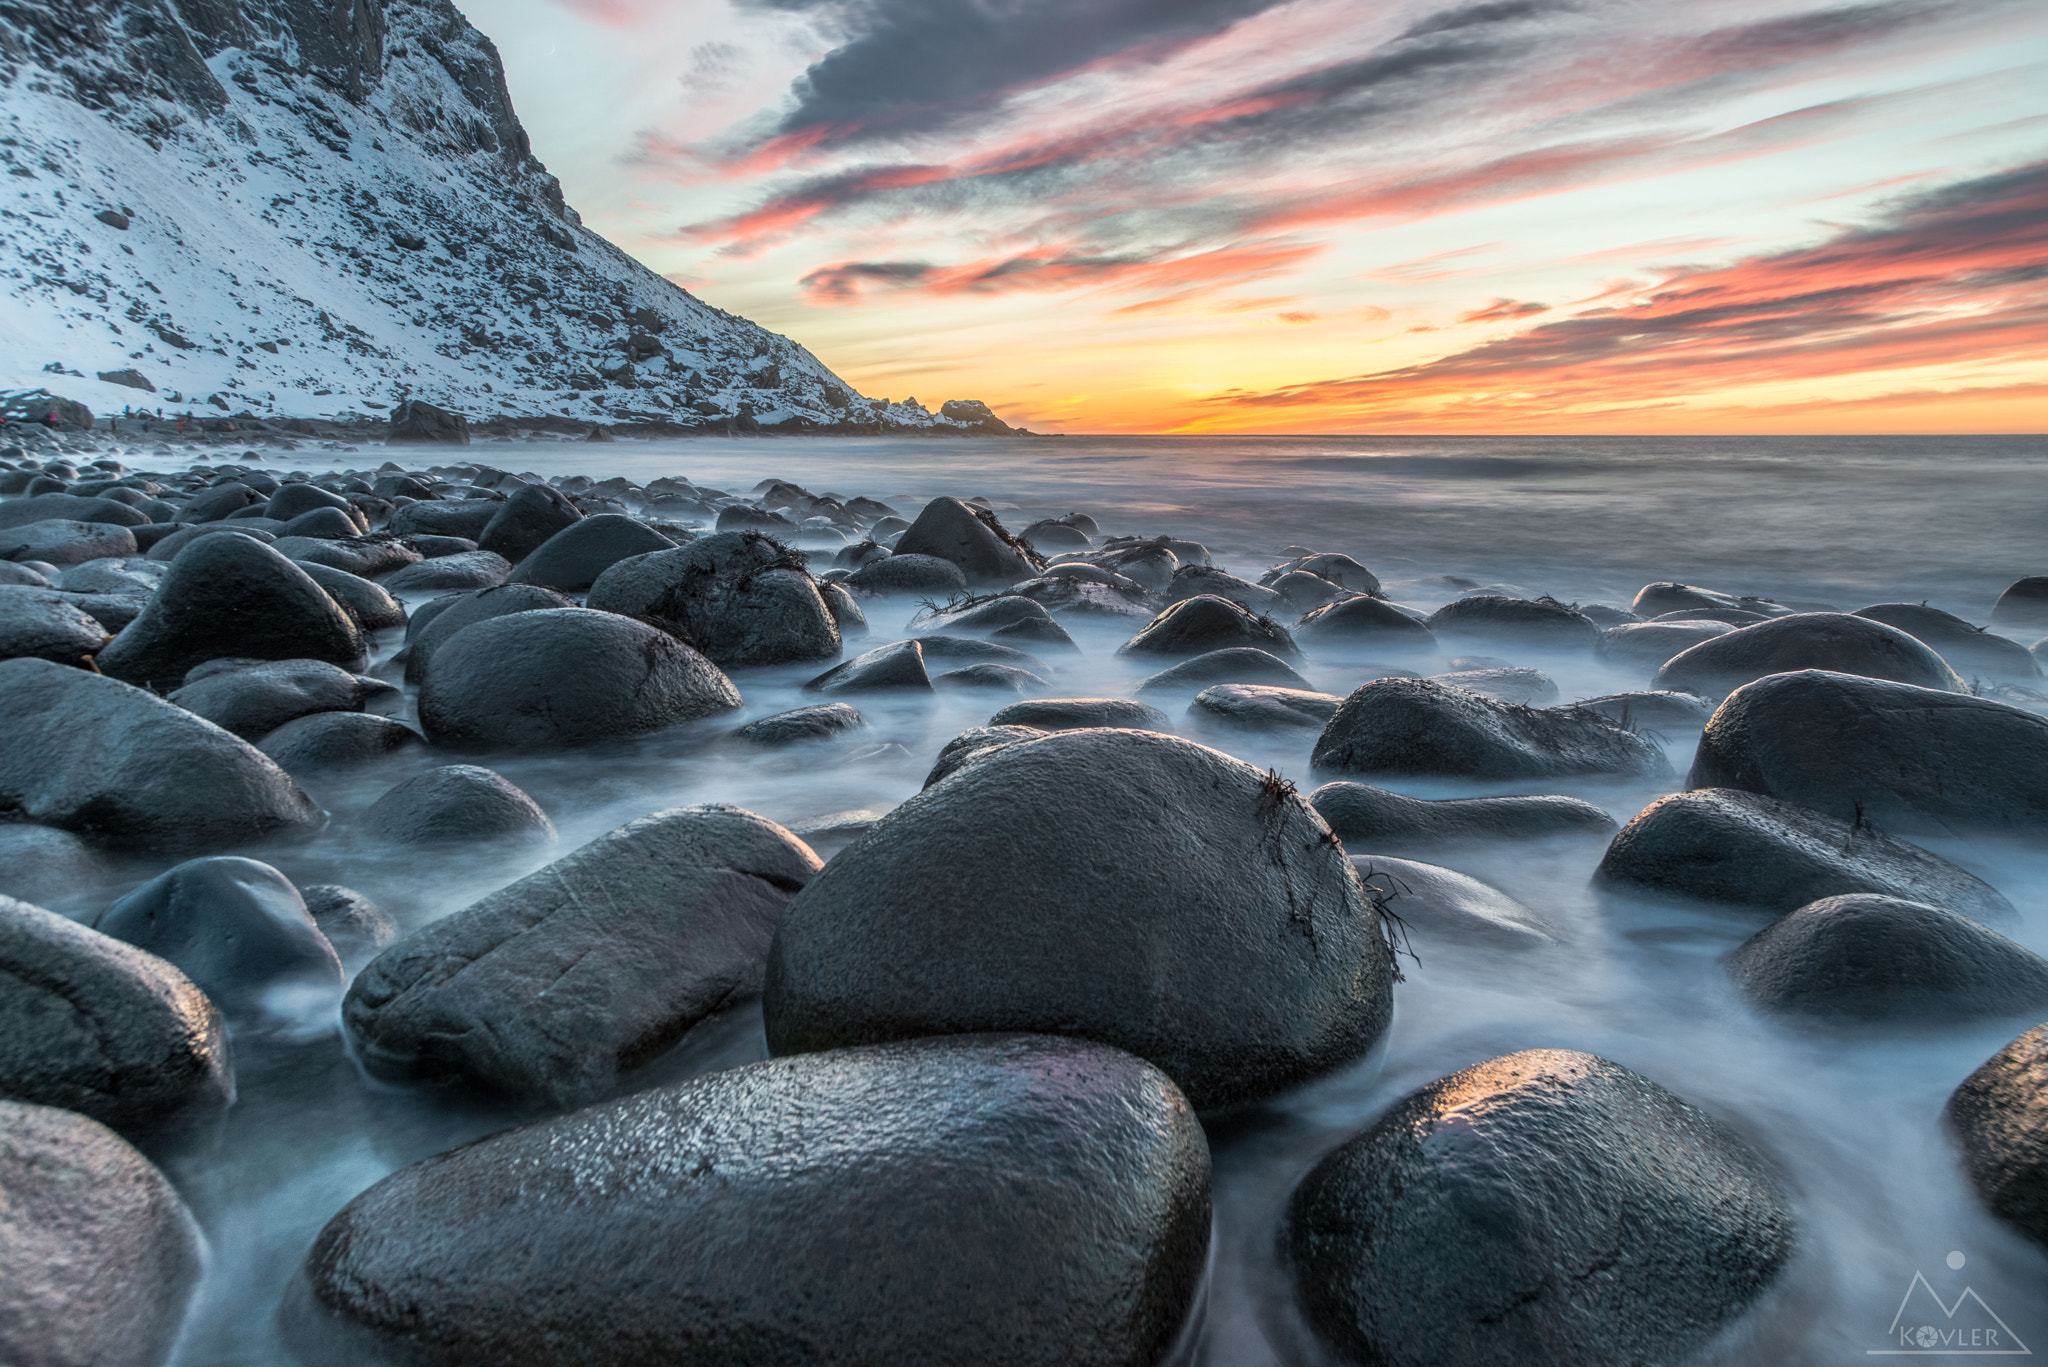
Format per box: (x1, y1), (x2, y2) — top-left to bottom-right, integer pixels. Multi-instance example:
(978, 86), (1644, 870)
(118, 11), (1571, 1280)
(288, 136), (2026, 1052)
(1312, 677), (1669, 781)
(586, 532), (840, 668)
(358, 765), (555, 846)
(1946, 1024), (2048, 1251)
(1312, 782), (1615, 849)
(1654, 612), (1965, 698)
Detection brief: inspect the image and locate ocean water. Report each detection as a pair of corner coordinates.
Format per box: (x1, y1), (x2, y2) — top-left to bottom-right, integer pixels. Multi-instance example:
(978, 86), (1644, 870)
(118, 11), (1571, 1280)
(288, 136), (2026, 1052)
(98, 432), (2047, 1365)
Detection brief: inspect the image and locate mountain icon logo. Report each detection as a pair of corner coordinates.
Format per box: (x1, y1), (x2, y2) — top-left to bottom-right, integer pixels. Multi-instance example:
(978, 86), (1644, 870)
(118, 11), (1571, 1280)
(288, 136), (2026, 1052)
(1869, 1257), (2031, 1356)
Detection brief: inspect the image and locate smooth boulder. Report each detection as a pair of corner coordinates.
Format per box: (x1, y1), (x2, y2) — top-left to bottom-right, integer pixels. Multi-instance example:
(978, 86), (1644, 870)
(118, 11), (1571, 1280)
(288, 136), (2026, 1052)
(1119, 594), (1300, 661)
(842, 552), (969, 596)
(1, 518), (138, 565)
(402, 582), (572, 684)
(1598, 619), (1732, 672)
(506, 513), (675, 592)
(763, 728), (1396, 1110)
(1296, 596), (1435, 652)
(95, 533), (363, 690)
(737, 703), (868, 746)
(1425, 595), (1599, 651)
(802, 639), (933, 695)
(1346, 856), (1554, 948)
(1188, 683), (1342, 732)
(1687, 669), (2048, 836)
(1288, 1050), (1791, 1367)
(476, 483), (581, 562)
(1653, 612), (1964, 698)
(288, 1035), (1208, 1367)
(586, 532), (840, 668)
(1312, 782), (1615, 849)
(1311, 678), (1668, 781)
(988, 696), (1170, 731)
(0, 584), (108, 666)
(1854, 602), (2041, 681)
(167, 658), (396, 741)
(1946, 1024), (2048, 1250)
(294, 561), (406, 632)
(346, 805), (821, 1107)
(358, 766), (555, 847)
(0, 659), (320, 853)
(259, 712), (422, 773)
(0, 1101), (204, 1367)
(1136, 646), (1311, 697)
(1989, 577), (2048, 630)
(1596, 787), (2013, 922)
(419, 608), (742, 750)
(0, 894), (233, 1140)
(891, 496), (1042, 584)
(379, 549), (512, 592)
(1728, 895), (2048, 1022)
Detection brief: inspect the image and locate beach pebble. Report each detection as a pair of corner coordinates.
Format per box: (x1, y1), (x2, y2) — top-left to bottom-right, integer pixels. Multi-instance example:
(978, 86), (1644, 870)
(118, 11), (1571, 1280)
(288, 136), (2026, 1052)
(587, 532), (841, 668)
(287, 1035), (1208, 1367)
(477, 483), (582, 562)
(1853, 602), (2041, 681)
(1120, 594), (1300, 660)
(1687, 669), (2048, 835)
(1312, 783), (1615, 849)
(359, 765), (555, 847)
(737, 703), (868, 746)
(346, 804), (819, 1107)
(1189, 683), (1343, 731)
(1, 518), (139, 565)
(988, 696), (1171, 731)
(1288, 1050), (1791, 1367)
(505, 513), (675, 592)
(1346, 855), (1555, 947)
(1136, 646), (1311, 697)
(1596, 787), (2013, 921)
(94, 856), (342, 1030)
(0, 893), (233, 1140)
(803, 639), (933, 694)
(1425, 594), (1600, 651)
(1296, 595), (1436, 651)
(292, 561), (406, 631)
(167, 658), (397, 741)
(94, 534), (363, 690)
(763, 727), (1395, 1110)
(0, 659), (319, 853)
(1312, 677), (1669, 781)
(301, 885), (398, 971)
(1654, 612), (1965, 698)
(890, 495), (1041, 584)
(843, 552), (969, 596)
(1427, 665), (1558, 705)
(379, 548), (511, 592)
(419, 608), (741, 750)
(1946, 1023), (2048, 1251)
(0, 1101), (204, 1367)
(0, 584), (108, 666)
(1728, 894), (2048, 1022)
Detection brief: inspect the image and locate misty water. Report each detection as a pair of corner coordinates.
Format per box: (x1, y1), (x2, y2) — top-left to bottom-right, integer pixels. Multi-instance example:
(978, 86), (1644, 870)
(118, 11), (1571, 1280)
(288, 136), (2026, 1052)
(95, 432), (2045, 1364)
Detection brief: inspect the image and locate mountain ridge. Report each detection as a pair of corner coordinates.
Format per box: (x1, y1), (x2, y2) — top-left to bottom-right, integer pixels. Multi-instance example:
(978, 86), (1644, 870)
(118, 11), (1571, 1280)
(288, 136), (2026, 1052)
(0, 0), (1018, 436)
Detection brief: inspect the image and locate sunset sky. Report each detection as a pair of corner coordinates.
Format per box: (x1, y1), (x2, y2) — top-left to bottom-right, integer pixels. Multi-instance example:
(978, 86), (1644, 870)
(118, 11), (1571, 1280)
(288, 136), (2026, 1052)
(463, 0), (2048, 434)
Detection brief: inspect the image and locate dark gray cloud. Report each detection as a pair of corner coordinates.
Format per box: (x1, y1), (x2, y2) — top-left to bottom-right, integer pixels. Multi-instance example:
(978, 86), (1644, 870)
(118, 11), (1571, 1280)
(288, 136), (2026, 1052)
(739, 0), (1289, 143)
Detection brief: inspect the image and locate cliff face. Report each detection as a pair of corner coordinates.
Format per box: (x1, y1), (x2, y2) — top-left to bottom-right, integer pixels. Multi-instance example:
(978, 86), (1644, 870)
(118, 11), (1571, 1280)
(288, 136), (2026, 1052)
(0, 0), (987, 432)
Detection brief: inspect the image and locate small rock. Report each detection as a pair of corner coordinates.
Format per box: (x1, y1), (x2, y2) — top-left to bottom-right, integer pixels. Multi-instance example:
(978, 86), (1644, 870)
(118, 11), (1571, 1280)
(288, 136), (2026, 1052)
(1119, 594), (1300, 660)
(1945, 1023), (2048, 1250)
(359, 765), (555, 846)
(259, 711), (422, 774)
(1426, 594), (1599, 650)
(477, 483), (582, 562)
(1571, 690), (1714, 730)
(1630, 582), (1791, 619)
(1654, 612), (1965, 698)
(1261, 552), (1380, 595)
(293, 561), (406, 631)
(1599, 620), (1733, 672)
(1312, 783), (1615, 848)
(0, 823), (118, 908)
(1137, 646), (1310, 697)
(379, 548), (512, 592)
(1188, 683), (1342, 732)
(1426, 665), (1558, 706)
(843, 551), (970, 597)
(506, 513), (675, 592)
(1347, 855), (1555, 947)
(887, 496), (1042, 584)
(737, 703), (868, 746)
(0, 583), (108, 666)
(167, 658), (397, 741)
(988, 696), (1170, 731)
(1295, 596), (1436, 652)
(803, 639), (933, 694)
(1312, 678), (1669, 781)
(300, 885), (398, 971)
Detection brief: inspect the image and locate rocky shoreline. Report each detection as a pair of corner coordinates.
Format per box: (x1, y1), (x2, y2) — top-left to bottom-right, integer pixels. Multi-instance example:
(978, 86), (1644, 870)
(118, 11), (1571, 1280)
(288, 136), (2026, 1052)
(2, 443), (2047, 1365)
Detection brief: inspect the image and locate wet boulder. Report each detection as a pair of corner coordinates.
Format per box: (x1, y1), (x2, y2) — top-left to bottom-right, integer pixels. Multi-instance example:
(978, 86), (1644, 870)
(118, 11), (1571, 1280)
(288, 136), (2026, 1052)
(94, 857), (342, 1031)
(1425, 595), (1600, 651)
(275, 506), (364, 540)
(1599, 620), (1733, 673)
(1296, 596), (1435, 652)
(0, 824), (118, 909)
(402, 583), (572, 684)
(586, 532), (839, 668)
(293, 562), (406, 632)
(358, 766), (555, 847)
(890, 496), (1042, 585)
(301, 885), (397, 971)
(1188, 683), (1342, 732)
(1989, 577), (2048, 631)
(818, 580), (869, 638)
(0, 1101), (204, 1367)
(259, 712), (422, 774)
(1312, 783), (1615, 849)
(419, 608), (742, 751)
(1312, 678), (1669, 781)
(1687, 670), (2048, 836)
(923, 725), (1049, 787)
(1945, 1024), (2048, 1250)
(737, 703), (868, 746)
(0, 894), (233, 1140)
(988, 697), (1170, 731)
(167, 658), (397, 741)
(0, 584), (108, 666)
(1, 518), (138, 565)
(1853, 602), (2041, 681)
(844, 552), (969, 597)
(275, 535), (420, 579)
(1427, 666), (1558, 706)
(763, 728), (1396, 1110)
(477, 483), (582, 562)
(287, 1035), (1207, 1367)
(388, 497), (500, 540)
(906, 593), (1056, 636)
(346, 805), (820, 1108)
(0, 659), (320, 853)
(1165, 565), (1282, 615)
(802, 639), (933, 695)
(991, 614), (1077, 651)
(1288, 1050), (1791, 1367)
(0, 491), (150, 529)
(832, 539), (890, 570)
(506, 513), (675, 593)
(1270, 570), (1349, 613)
(379, 548), (511, 592)
(1596, 787), (2013, 922)
(1347, 855), (1555, 948)
(1654, 612), (1964, 699)
(1630, 582), (1791, 619)
(1018, 517), (1092, 549)
(265, 483), (356, 524)
(95, 534), (363, 690)
(1728, 895), (2048, 1022)
(935, 663), (1046, 694)
(1092, 542), (1178, 591)
(1120, 594), (1300, 661)
(1262, 552), (1380, 595)
(1571, 690), (1714, 730)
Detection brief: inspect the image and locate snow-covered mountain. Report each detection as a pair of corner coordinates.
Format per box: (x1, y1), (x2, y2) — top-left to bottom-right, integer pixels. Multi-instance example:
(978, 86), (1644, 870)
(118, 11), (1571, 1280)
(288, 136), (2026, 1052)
(0, 0), (1014, 435)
